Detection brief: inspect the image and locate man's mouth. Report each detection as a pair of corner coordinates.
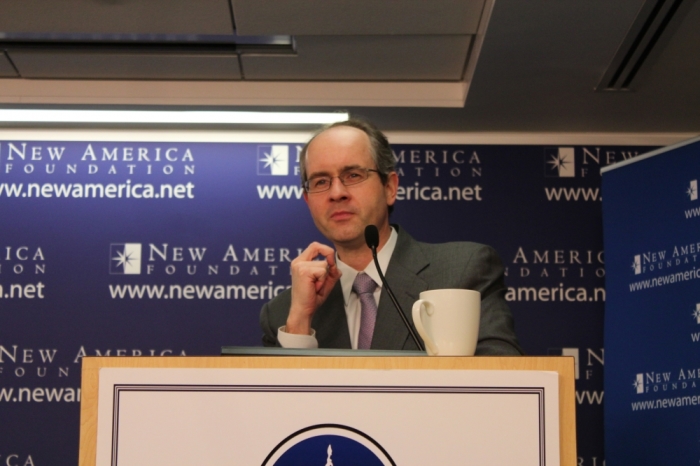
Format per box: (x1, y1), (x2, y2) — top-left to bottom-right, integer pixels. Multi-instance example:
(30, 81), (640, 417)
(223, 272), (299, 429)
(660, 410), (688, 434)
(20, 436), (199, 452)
(330, 210), (354, 221)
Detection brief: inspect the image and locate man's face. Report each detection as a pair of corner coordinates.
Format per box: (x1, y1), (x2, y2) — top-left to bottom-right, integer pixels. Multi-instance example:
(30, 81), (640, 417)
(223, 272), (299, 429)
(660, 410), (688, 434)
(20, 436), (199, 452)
(303, 126), (398, 249)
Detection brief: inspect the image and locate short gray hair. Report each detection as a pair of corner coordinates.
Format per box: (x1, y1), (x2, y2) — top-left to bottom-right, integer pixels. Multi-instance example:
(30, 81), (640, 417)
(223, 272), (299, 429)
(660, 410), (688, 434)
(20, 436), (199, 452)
(299, 118), (396, 186)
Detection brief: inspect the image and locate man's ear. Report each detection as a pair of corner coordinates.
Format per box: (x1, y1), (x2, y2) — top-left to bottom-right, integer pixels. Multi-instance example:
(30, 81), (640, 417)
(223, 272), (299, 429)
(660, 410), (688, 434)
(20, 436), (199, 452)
(303, 191), (309, 204)
(385, 171), (399, 206)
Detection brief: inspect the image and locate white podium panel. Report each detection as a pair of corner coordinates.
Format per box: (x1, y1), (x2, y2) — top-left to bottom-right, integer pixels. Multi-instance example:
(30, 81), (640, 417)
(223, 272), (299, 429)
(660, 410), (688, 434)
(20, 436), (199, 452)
(94, 366), (559, 465)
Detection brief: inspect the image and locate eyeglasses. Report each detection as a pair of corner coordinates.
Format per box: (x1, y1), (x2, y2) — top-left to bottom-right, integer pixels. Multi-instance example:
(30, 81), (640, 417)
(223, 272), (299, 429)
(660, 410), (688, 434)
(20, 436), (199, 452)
(303, 167), (380, 193)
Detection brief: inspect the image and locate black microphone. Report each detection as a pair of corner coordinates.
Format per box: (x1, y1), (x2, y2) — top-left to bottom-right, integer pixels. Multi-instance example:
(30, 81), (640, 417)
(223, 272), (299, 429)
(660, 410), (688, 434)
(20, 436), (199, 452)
(364, 224), (380, 250)
(364, 225), (425, 351)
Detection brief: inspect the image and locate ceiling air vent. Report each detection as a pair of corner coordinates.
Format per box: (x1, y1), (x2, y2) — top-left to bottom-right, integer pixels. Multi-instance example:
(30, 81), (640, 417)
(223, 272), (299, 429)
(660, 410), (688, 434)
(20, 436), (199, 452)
(597, 0), (690, 91)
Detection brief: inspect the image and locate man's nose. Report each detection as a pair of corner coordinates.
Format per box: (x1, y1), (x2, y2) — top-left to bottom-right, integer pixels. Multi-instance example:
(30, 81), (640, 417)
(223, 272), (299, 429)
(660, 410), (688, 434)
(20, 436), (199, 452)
(327, 177), (350, 199)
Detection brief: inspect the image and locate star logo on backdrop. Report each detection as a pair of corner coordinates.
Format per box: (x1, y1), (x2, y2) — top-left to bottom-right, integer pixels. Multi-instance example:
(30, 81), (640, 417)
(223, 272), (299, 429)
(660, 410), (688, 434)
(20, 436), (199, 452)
(544, 147), (575, 177)
(547, 153), (571, 173)
(109, 243), (142, 275)
(257, 145), (289, 176)
(687, 180), (698, 201)
(632, 373), (647, 394)
(631, 255), (641, 275)
(261, 150), (284, 172)
(112, 249), (136, 269)
(692, 305), (700, 324)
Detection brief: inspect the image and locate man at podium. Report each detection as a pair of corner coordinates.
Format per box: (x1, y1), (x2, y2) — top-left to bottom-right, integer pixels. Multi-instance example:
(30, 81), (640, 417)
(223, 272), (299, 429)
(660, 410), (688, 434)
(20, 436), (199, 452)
(260, 119), (522, 355)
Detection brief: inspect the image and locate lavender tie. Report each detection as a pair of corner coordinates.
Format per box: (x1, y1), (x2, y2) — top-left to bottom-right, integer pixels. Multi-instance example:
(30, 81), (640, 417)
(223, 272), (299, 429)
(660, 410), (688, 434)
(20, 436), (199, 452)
(353, 273), (378, 349)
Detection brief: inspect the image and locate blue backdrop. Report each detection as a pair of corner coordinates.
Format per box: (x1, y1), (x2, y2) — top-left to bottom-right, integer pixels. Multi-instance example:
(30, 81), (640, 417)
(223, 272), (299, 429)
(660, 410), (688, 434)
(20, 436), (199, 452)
(602, 137), (700, 464)
(0, 137), (656, 465)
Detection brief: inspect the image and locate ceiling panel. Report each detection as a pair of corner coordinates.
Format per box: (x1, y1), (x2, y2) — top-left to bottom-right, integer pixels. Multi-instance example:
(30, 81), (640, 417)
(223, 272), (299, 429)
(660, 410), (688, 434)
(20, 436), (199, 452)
(0, 0), (695, 132)
(0, 52), (17, 77)
(8, 49), (242, 80)
(0, 0), (234, 35)
(232, 0), (485, 35)
(242, 35), (471, 80)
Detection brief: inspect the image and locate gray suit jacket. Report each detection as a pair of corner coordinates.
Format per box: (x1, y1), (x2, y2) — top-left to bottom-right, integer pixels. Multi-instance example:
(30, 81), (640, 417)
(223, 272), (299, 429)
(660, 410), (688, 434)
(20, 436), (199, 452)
(260, 225), (523, 355)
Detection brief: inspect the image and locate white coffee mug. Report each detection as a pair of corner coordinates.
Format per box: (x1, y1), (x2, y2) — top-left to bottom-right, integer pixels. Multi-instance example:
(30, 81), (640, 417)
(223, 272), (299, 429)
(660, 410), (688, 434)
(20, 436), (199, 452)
(411, 289), (481, 356)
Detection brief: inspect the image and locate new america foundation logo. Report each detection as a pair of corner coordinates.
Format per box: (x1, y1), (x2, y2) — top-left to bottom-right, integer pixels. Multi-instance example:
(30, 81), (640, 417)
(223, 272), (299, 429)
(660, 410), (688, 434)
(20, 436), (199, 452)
(633, 367), (700, 395)
(106, 242), (303, 300)
(631, 239), (700, 276)
(543, 146), (642, 179)
(0, 344), (186, 381)
(504, 246), (606, 303)
(392, 147), (482, 179)
(385, 148), (484, 202)
(109, 242), (302, 277)
(0, 142), (195, 176)
(255, 146), (486, 202)
(542, 147), (645, 202)
(256, 146), (486, 202)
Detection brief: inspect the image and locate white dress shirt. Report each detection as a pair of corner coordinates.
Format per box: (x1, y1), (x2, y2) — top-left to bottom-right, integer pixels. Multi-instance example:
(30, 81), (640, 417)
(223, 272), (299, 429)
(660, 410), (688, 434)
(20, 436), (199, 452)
(277, 227), (398, 349)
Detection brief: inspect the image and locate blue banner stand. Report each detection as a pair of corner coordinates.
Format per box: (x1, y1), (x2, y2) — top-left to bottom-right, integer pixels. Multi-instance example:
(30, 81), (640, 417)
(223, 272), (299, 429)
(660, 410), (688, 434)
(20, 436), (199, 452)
(601, 136), (700, 464)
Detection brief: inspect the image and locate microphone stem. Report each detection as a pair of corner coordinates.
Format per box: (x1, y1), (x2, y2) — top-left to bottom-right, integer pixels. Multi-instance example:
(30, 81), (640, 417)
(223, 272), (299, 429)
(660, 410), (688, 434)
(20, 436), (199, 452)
(371, 246), (425, 352)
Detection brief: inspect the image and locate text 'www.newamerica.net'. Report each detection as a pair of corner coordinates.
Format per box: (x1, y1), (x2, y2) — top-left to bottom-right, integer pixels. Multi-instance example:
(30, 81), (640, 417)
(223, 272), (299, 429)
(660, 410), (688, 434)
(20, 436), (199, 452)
(629, 267), (700, 292)
(631, 394), (699, 411)
(0, 181), (195, 199)
(256, 184), (485, 201)
(109, 283), (289, 300)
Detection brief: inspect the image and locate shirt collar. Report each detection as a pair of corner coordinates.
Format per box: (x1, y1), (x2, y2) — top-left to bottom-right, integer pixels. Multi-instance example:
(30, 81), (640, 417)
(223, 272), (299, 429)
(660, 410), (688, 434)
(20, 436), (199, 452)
(336, 226), (398, 305)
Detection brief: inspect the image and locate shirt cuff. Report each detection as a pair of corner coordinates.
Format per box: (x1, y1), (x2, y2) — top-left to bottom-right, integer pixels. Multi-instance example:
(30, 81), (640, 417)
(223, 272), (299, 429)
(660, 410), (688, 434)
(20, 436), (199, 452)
(277, 326), (319, 349)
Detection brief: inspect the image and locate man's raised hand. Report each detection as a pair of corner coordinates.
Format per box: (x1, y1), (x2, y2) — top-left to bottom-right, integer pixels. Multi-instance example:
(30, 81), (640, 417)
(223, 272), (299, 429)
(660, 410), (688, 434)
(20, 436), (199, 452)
(285, 242), (342, 335)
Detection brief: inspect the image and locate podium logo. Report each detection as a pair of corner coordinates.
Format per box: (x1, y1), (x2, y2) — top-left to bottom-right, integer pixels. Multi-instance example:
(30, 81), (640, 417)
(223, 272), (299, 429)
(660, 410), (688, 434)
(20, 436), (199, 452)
(263, 424), (394, 466)
(633, 373), (644, 394)
(110, 243), (142, 275)
(688, 180), (698, 201)
(258, 145), (289, 176)
(545, 147), (575, 177)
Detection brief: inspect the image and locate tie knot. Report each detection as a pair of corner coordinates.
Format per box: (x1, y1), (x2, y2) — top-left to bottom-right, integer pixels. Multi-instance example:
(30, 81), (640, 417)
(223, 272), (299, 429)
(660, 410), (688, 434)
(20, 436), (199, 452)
(352, 273), (377, 295)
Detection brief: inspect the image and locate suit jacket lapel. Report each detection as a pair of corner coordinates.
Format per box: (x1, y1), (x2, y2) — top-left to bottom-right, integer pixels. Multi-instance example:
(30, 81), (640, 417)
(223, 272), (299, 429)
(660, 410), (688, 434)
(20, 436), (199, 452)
(313, 282), (352, 349)
(371, 227), (430, 350)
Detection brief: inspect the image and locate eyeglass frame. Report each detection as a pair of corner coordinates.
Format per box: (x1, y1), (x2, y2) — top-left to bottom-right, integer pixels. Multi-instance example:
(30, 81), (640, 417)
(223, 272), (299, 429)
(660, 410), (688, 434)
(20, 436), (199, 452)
(302, 167), (381, 193)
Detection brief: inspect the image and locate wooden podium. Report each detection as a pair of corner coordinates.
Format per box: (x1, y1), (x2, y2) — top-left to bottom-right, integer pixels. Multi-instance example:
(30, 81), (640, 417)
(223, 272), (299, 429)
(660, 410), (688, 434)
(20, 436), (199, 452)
(79, 356), (576, 465)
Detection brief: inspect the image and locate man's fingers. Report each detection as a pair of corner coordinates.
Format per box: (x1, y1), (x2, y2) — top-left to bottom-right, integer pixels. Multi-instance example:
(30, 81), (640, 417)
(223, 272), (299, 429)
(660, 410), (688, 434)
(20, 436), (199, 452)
(327, 260), (341, 280)
(295, 259), (330, 277)
(314, 259), (341, 295)
(290, 242), (340, 311)
(291, 260), (329, 291)
(296, 242), (335, 262)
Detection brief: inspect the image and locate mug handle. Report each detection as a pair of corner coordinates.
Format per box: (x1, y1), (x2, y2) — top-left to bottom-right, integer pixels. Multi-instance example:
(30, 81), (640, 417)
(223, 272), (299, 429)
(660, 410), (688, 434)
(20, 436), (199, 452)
(412, 299), (439, 356)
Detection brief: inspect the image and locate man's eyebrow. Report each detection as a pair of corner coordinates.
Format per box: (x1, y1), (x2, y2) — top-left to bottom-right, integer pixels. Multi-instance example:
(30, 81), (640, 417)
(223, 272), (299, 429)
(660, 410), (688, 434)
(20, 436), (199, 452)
(308, 164), (362, 178)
